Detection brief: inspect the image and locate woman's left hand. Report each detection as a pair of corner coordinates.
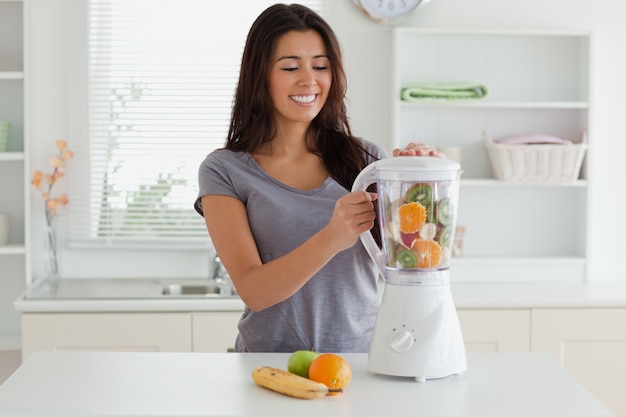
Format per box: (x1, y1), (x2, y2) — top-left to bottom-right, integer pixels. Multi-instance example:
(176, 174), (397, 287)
(392, 142), (446, 158)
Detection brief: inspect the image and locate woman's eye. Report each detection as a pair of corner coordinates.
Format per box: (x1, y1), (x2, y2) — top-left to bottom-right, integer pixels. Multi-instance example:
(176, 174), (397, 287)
(314, 66), (328, 71)
(282, 67), (298, 72)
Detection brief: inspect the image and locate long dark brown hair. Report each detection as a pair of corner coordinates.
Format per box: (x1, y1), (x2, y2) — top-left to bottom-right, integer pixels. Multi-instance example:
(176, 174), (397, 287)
(225, 3), (376, 191)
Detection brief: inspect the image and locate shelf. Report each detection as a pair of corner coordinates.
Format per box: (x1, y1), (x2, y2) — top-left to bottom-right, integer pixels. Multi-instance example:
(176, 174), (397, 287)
(0, 334), (21, 351)
(400, 101), (589, 110)
(450, 256), (586, 266)
(449, 256), (587, 283)
(0, 152), (24, 161)
(0, 71), (24, 80)
(461, 179), (587, 188)
(392, 28), (590, 283)
(394, 27), (592, 37)
(0, 245), (26, 256)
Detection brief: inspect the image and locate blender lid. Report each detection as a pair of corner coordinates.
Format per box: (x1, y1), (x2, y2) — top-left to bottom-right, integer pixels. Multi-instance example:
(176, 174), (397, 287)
(374, 156), (462, 181)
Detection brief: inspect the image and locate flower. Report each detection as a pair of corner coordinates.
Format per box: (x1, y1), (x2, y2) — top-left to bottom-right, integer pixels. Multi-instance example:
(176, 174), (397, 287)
(31, 140), (74, 225)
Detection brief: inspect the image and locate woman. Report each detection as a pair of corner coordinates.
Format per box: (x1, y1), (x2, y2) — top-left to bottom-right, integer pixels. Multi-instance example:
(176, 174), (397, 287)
(195, 4), (440, 353)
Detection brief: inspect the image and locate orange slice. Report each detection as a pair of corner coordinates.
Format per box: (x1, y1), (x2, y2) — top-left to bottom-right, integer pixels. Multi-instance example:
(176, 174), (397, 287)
(412, 238), (443, 269)
(397, 202), (427, 234)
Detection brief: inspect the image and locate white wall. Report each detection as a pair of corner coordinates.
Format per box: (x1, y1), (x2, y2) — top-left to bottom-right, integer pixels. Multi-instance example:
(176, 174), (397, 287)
(28, 0), (626, 281)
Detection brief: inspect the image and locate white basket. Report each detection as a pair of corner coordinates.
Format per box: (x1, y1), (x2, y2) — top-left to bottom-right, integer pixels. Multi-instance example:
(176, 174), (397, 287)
(484, 130), (588, 183)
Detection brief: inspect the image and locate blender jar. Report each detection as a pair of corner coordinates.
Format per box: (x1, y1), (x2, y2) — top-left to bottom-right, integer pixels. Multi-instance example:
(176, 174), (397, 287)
(378, 175), (460, 272)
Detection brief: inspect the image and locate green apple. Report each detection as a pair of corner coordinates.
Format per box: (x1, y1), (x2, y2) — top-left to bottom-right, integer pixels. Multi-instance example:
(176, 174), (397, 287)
(287, 350), (321, 378)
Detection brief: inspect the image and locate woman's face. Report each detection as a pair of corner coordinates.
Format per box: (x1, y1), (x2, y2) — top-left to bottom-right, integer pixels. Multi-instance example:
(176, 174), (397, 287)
(267, 30), (332, 129)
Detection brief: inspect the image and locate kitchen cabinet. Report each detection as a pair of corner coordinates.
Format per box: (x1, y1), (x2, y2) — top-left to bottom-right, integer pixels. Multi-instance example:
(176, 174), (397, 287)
(21, 311), (243, 360)
(392, 28), (591, 283)
(458, 307), (626, 417)
(0, 0), (27, 378)
(457, 309), (530, 352)
(532, 308), (626, 417)
(21, 313), (193, 359)
(192, 312), (241, 353)
(21, 309), (529, 359)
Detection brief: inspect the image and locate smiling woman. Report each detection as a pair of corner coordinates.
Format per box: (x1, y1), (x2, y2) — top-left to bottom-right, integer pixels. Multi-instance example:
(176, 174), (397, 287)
(194, 4), (389, 354)
(62, 0), (324, 247)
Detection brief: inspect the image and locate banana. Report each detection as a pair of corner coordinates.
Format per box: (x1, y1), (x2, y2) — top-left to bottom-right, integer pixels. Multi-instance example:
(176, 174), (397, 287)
(251, 366), (342, 399)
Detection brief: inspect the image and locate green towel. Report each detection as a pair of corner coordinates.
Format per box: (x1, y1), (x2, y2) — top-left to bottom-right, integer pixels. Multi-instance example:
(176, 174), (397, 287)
(401, 83), (488, 101)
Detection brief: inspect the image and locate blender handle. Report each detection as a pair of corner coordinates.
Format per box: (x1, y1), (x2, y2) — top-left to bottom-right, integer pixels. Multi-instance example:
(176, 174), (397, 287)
(352, 162), (387, 279)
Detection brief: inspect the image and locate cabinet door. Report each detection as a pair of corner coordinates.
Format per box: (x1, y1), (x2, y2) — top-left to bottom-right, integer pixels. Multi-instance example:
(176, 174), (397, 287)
(532, 308), (626, 417)
(457, 309), (530, 352)
(21, 313), (192, 361)
(192, 312), (242, 353)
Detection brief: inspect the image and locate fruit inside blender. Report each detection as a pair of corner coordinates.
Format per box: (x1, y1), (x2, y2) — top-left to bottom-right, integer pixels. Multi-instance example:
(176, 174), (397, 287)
(382, 181), (456, 270)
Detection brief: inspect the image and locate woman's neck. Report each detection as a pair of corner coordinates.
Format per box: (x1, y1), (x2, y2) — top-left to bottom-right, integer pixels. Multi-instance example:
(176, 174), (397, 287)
(258, 122), (313, 157)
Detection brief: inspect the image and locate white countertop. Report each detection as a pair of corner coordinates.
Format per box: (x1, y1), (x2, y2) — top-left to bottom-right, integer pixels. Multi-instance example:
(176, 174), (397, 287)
(0, 351), (614, 417)
(14, 280), (626, 312)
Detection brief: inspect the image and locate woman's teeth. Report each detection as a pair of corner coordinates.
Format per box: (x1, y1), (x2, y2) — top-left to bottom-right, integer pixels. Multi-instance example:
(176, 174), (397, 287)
(290, 95), (315, 104)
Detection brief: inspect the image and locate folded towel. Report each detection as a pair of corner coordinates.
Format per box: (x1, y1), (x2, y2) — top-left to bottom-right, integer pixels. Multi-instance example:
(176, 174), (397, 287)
(401, 83), (488, 101)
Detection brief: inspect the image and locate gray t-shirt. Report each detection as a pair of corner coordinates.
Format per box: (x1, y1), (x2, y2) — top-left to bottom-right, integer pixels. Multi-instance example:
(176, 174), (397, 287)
(195, 139), (388, 353)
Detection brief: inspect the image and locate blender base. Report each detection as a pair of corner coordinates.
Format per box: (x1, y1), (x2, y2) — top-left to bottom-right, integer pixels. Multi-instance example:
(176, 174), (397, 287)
(368, 271), (467, 381)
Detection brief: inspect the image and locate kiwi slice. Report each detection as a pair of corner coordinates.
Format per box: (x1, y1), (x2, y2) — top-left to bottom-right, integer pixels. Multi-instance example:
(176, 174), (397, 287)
(437, 198), (454, 226)
(405, 183), (433, 207)
(396, 249), (418, 269)
(438, 225), (453, 248)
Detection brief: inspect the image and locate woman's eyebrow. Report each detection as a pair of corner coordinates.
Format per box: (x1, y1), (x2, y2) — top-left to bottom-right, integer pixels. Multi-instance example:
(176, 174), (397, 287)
(277, 54), (329, 61)
(277, 55), (300, 61)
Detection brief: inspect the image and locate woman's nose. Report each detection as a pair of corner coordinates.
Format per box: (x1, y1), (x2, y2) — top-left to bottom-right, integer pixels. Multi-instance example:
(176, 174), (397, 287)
(298, 68), (317, 86)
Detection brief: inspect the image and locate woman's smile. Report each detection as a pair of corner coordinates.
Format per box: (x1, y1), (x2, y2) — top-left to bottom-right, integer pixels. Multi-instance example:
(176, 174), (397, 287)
(290, 94), (317, 104)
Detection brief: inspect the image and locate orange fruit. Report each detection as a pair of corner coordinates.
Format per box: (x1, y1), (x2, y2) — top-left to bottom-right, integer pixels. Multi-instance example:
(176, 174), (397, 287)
(308, 353), (352, 395)
(397, 202), (427, 234)
(412, 238), (443, 268)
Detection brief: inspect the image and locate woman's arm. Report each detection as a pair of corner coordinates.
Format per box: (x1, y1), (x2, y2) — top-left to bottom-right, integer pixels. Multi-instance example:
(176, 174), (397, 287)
(201, 191), (376, 311)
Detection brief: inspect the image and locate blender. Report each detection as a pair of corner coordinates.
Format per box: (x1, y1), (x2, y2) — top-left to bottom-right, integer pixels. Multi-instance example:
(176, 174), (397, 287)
(353, 156), (466, 382)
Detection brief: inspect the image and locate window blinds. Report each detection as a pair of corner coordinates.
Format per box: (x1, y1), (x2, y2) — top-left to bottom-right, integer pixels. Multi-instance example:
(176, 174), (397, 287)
(67, 0), (323, 247)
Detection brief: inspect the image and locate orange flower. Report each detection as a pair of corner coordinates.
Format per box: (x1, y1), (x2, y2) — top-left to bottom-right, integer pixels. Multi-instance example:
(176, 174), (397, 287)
(31, 170), (43, 188)
(31, 140), (74, 222)
(55, 195), (69, 206)
(50, 156), (62, 168)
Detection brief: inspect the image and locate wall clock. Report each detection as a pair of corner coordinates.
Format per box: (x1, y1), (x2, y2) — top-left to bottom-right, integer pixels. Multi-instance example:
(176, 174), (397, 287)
(353, 0), (431, 23)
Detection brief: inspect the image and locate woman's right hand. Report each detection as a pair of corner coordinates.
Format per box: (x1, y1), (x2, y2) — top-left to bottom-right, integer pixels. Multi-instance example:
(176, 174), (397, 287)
(324, 191), (377, 252)
(392, 142), (446, 158)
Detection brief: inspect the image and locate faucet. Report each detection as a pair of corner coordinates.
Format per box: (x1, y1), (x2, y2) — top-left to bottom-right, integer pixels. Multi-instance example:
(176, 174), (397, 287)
(210, 252), (236, 296)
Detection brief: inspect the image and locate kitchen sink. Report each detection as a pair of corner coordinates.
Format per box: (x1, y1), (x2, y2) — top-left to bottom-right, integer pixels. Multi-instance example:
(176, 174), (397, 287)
(161, 283), (230, 297)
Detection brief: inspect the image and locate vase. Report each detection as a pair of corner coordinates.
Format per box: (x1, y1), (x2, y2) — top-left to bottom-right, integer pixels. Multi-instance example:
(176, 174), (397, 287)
(43, 217), (61, 279)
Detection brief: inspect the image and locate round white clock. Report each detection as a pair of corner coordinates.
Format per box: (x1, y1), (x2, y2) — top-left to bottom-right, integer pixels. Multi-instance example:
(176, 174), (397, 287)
(353, 0), (431, 22)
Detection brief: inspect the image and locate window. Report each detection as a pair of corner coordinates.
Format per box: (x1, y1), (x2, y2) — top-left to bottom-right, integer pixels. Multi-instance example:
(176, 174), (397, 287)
(67, 0), (323, 248)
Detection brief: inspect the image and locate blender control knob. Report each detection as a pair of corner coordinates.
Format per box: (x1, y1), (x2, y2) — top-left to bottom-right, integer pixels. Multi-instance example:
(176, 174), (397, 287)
(389, 329), (414, 352)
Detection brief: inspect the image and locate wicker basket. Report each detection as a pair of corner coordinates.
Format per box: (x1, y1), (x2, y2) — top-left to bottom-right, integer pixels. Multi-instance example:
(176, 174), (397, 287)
(484, 130), (587, 183)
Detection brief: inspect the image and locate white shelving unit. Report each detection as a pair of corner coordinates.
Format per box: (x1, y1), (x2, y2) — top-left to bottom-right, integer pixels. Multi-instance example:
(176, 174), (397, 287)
(391, 28), (591, 282)
(0, 0), (26, 366)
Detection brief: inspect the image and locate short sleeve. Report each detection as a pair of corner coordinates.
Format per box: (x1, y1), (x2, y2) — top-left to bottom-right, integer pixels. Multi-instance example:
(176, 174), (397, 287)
(194, 150), (240, 216)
